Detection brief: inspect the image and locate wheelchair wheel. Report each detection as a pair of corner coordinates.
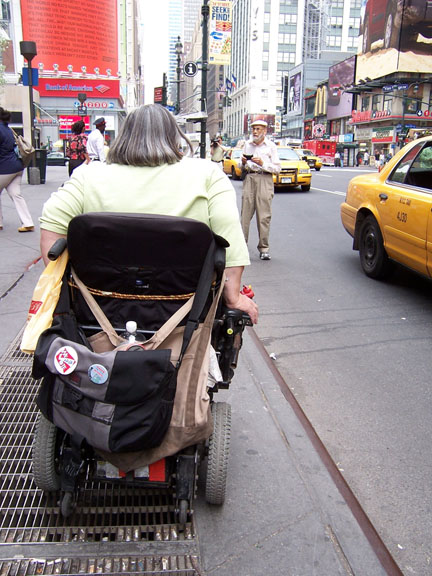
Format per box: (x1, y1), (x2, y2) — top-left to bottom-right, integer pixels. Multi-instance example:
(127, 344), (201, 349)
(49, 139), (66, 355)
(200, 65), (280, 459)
(205, 402), (231, 505)
(32, 413), (61, 491)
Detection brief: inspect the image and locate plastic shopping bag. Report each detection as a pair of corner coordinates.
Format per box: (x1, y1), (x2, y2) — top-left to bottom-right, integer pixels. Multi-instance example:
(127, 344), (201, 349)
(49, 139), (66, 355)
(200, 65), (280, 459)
(20, 250), (68, 354)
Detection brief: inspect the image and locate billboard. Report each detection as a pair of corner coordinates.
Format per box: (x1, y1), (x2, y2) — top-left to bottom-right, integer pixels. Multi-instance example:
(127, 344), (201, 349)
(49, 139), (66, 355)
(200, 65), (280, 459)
(20, 0), (118, 74)
(209, 0), (232, 65)
(243, 114), (275, 135)
(327, 56), (356, 120)
(287, 69), (302, 115)
(37, 78), (120, 99)
(357, 0), (432, 82)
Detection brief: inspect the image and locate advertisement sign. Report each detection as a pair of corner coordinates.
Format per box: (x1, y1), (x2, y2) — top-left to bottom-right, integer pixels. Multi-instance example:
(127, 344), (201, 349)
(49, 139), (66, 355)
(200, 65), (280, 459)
(287, 69), (302, 115)
(20, 0), (118, 74)
(328, 56), (355, 120)
(243, 114), (275, 135)
(36, 78), (120, 99)
(357, 0), (432, 82)
(209, 0), (232, 65)
(59, 116), (91, 132)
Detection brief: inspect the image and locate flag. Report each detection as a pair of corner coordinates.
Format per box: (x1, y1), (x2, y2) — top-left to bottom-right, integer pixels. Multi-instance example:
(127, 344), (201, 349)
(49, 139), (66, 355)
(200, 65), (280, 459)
(226, 77), (232, 92)
(231, 73), (237, 89)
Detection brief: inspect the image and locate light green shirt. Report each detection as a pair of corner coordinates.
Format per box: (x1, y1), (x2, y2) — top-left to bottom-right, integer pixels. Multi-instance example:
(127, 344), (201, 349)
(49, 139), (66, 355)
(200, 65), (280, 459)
(40, 157), (250, 268)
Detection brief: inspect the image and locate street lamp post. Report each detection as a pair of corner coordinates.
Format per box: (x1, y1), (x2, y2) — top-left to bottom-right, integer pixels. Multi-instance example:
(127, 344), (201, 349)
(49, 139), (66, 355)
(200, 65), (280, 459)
(175, 36), (183, 114)
(19, 41), (38, 183)
(200, 0), (209, 159)
(19, 41), (37, 150)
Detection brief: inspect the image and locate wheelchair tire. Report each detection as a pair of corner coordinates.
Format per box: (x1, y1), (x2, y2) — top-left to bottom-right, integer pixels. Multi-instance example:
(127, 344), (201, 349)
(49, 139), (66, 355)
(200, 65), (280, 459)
(205, 402), (231, 505)
(32, 413), (61, 492)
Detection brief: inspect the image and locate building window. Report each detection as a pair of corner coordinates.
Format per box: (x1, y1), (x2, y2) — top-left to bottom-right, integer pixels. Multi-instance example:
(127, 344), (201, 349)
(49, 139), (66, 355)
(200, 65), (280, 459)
(361, 95), (370, 111)
(328, 35), (342, 47)
(278, 33), (296, 44)
(372, 94), (382, 111)
(263, 51), (269, 62)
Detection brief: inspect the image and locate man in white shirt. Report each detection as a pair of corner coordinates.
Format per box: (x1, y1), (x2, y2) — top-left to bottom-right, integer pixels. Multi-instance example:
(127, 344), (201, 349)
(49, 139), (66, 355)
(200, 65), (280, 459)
(241, 119), (281, 261)
(86, 117), (106, 162)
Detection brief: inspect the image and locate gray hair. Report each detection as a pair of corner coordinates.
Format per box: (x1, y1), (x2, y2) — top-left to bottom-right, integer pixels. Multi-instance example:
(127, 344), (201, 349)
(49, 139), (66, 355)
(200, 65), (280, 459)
(107, 104), (193, 166)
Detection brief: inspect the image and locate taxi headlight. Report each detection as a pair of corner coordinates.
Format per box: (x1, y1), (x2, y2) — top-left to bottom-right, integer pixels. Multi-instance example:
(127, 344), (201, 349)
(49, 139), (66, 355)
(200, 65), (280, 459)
(299, 168), (310, 174)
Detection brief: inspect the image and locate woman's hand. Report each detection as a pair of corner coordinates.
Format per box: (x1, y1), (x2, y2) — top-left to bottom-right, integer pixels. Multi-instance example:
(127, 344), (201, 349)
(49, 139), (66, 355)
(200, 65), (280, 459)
(225, 291), (259, 324)
(222, 266), (259, 324)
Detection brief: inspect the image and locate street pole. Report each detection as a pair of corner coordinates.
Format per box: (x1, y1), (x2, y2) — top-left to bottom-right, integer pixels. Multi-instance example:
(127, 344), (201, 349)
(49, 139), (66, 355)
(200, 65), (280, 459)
(175, 36), (183, 114)
(200, 0), (209, 158)
(19, 41), (38, 182)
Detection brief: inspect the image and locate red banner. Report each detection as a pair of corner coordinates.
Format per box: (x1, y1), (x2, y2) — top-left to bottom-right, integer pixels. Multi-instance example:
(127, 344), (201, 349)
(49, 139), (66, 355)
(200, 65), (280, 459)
(36, 78), (120, 99)
(20, 0), (118, 73)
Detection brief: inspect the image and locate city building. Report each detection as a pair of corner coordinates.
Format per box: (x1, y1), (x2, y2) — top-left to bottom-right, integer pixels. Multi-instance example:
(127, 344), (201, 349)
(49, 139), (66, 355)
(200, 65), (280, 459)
(225, 0), (361, 141)
(1, 0), (140, 150)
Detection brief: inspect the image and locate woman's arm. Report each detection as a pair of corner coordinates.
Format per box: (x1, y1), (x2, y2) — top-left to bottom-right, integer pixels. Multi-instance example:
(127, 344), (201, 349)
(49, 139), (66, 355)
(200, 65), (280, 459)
(223, 266), (258, 324)
(40, 229), (66, 266)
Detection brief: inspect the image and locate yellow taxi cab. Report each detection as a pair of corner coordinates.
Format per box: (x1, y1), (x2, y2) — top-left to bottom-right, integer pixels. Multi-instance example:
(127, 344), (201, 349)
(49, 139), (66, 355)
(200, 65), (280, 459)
(274, 146), (312, 191)
(294, 148), (323, 171)
(340, 136), (432, 279)
(223, 148), (244, 180)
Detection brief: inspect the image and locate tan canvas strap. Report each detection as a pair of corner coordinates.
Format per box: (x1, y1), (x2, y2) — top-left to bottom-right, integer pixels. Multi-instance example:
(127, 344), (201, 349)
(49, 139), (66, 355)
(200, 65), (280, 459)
(71, 268), (124, 347)
(71, 267), (195, 348)
(184, 272), (225, 425)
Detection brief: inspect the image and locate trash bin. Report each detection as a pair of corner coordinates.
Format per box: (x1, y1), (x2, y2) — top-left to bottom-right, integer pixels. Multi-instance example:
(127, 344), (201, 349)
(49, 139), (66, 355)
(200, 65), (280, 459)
(27, 148), (48, 184)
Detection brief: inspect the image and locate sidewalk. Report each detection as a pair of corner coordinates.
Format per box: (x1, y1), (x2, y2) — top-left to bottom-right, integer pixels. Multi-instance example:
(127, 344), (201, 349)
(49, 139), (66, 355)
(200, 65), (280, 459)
(0, 165), (67, 358)
(0, 166), (396, 575)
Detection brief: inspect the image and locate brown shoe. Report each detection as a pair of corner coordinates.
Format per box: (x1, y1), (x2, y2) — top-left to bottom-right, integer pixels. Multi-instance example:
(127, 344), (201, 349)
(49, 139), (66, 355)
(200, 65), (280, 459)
(18, 226), (34, 233)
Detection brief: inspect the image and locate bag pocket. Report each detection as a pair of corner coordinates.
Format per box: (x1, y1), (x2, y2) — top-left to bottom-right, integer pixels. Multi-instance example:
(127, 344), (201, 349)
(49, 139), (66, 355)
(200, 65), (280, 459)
(39, 337), (177, 453)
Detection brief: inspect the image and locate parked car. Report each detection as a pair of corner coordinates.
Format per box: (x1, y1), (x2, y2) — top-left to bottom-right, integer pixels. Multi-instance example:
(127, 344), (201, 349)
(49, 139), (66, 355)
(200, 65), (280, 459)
(47, 151), (68, 166)
(340, 135), (432, 279)
(360, 0), (432, 53)
(274, 147), (311, 191)
(223, 148), (244, 180)
(293, 148), (322, 171)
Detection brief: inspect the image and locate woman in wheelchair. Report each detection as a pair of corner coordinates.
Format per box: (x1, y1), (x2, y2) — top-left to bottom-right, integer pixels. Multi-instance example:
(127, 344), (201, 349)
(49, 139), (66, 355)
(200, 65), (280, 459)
(39, 104), (258, 325)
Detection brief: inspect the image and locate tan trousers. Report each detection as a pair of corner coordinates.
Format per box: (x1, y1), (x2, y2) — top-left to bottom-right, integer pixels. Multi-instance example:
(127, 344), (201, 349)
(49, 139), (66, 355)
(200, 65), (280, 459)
(241, 172), (274, 253)
(0, 171), (34, 228)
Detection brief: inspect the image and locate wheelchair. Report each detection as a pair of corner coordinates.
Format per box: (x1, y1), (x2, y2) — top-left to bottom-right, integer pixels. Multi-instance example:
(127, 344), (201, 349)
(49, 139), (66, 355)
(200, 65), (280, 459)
(31, 213), (251, 522)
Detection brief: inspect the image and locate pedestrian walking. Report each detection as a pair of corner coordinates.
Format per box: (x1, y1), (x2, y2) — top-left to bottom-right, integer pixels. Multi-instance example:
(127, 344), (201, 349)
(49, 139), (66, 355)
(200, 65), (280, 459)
(363, 151), (369, 165)
(241, 119), (281, 261)
(86, 117), (106, 162)
(66, 120), (89, 176)
(0, 107), (34, 232)
(334, 151), (341, 167)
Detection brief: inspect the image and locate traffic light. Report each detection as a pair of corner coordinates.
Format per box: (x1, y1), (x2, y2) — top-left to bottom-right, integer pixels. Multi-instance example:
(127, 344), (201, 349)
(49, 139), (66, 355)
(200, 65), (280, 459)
(223, 96), (232, 107)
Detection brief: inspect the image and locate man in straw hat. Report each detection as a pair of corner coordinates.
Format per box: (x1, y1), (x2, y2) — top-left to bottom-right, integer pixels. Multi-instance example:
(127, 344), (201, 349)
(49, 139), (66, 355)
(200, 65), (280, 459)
(241, 118), (280, 260)
(86, 117), (107, 162)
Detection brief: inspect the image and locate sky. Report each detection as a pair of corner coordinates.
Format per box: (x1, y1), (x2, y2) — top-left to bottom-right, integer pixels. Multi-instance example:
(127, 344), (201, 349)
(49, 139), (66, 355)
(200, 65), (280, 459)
(139, 1), (170, 104)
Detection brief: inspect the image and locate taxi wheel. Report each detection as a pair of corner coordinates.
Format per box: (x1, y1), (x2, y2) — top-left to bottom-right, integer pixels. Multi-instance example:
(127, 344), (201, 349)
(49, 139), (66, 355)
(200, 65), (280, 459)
(315, 167), (321, 171)
(359, 215), (392, 279)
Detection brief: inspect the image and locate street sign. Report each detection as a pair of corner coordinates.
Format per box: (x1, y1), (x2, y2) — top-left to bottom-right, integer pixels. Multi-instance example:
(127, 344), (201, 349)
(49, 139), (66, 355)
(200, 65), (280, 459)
(184, 62), (198, 77)
(22, 67), (39, 86)
(77, 105), (87, 116)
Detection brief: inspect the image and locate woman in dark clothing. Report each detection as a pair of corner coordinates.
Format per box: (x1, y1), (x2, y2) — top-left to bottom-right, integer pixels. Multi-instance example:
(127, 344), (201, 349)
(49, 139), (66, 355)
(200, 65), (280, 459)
(66, 120), (89, 176)
(0, 107), (34, 232)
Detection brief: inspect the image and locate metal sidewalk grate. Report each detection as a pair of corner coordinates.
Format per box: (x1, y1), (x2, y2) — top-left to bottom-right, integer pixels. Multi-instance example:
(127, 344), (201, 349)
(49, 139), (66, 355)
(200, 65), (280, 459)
(0, 330), (202, 575)
(0, 556), (200, 575)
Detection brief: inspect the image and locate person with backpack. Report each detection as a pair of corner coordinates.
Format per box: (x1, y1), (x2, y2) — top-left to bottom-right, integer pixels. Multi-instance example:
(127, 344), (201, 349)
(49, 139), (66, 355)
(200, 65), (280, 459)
(66, 120), (89, 176)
